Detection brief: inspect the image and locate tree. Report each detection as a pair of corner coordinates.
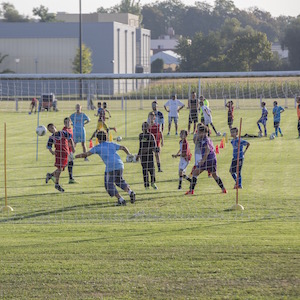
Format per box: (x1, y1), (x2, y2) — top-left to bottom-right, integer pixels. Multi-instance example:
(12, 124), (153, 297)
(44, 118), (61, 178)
(226, 31), (272, 71)
(32, 5), (56, 22)
(0, 53), (13, 73)
(142, 6), (165, 38)
(0, 2), (29, 22)
(282, 17), (300, 69)
(72, 44), (93, 74)
(151, 58), (164, 73)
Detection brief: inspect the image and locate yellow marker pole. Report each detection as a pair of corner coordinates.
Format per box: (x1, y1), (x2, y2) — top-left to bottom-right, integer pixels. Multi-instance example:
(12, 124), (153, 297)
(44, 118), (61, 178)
(230, 118), (244, 211)
(1, 123), (13, 212)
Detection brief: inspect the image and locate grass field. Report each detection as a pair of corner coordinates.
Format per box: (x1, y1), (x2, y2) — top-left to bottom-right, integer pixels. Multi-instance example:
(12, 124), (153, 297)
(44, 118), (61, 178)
(0, 103), (299, 299)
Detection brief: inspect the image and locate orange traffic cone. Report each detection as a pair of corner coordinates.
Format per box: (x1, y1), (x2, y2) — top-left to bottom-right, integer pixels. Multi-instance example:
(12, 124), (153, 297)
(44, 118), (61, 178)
(215, 145), (219, 154)
(89, 139), (93, 148)
(220, 139), (224, 149)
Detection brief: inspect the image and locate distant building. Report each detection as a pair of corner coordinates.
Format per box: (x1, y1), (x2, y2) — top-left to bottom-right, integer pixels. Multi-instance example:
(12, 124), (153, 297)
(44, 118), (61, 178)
(151, 50), (181, 72)
(271, 42), (288, 59)
(151, 27), (180, 54)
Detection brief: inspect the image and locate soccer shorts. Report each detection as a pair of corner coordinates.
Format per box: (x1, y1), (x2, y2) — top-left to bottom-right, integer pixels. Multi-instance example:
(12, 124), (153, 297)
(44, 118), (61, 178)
(179, 157), (189, 173)
(274, 121), (280, 128)
(168, 116), (178, 124)
(189, 110), (198, 123)
(230, 158), (244, 175)
(55, 152), (68, 170)
(228, 116), (233, 126)
(97, 121), (108, 132)
(258, 117), (267, 126)
(104, 169), (128, 197)
(198, 156), (217, 173)
(73, 128), (86, 143)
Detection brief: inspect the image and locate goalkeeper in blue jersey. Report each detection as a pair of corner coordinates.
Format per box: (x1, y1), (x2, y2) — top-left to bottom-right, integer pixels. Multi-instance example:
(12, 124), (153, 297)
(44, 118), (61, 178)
(257, 102), (268, 137)
(273, 101), (285, 137)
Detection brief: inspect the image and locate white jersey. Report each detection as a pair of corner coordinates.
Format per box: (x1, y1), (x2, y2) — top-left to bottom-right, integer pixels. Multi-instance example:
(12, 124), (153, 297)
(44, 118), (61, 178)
(202, 105), (212, 125)
(164, 99), (185, 117)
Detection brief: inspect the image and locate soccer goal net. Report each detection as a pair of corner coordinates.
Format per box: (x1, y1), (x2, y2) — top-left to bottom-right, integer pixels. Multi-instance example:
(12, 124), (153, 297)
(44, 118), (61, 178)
(0, 71), (300, 224)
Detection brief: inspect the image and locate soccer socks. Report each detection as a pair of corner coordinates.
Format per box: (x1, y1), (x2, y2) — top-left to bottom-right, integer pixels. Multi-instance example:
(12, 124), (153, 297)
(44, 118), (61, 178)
(190, 176), (197, 191)
(231, 172), (237, 181)
(257, 123), (262, 132)
(157, 162), (161, 172)
(264, 127), (267, 136)
(214, 176), (224, 190)
(278, 127), (282, 135)
(68, 161), (73, 179)
(178, 176), (183, 189)
(183, 174), (192, 182)
(275, 127), (278, 136)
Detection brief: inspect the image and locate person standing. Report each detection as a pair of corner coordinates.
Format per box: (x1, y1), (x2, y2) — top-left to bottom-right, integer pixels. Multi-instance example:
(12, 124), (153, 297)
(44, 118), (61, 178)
(164, 94), (185, 135)
(257, 102), (268, 137)
(273, 101), (285, 137)
(75, 131), (136, 206)
(199, 95), (209, 124)
(226, 101), (234, 130)
(188, 91), (199, 134)
(150, 100), (165, 132)
(70, 104), (90, 160)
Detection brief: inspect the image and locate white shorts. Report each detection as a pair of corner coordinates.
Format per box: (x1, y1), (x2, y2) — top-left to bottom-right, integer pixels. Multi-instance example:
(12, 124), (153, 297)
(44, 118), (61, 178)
(179, 157), (189, 172)
(194, 153), (202, 166)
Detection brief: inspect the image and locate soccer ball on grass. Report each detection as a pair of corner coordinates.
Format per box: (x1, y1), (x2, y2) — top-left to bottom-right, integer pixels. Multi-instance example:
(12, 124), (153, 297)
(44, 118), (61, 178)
(269, 133), (275, 140)
(36, 125), (47, 136)
(116, 136), (122, 142)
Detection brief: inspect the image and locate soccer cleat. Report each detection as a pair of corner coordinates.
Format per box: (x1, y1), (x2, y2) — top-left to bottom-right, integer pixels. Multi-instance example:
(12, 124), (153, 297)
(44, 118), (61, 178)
(158, 169), (163, 172)
(222, 188), (228, 194)
(55, 184), (65, 193)
(46, 173), (53, 184)
(69, 178), (78, 184)
(130, 191), (136, 204)
(151, 183), (158, 190)
(167, 132), (170, 136)
(280, 133), (283, 137)
(185, 190), (194, 195)
(145, 186), (150, 190)
(178, 185), (182, 190)
(116, 198), (126, 206)
(175, 132), (178, 135)
(84, 157), (89, 162)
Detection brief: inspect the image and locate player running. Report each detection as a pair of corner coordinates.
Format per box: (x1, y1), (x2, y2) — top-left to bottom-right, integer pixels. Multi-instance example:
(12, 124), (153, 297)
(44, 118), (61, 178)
(185, 124), (227, 195)
(75, 131), (136, 206)
(46, 123), (75, 193)
(172, 130), (192, 190)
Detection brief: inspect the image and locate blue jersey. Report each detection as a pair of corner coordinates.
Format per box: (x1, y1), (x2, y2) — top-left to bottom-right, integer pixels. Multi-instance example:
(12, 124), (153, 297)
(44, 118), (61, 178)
(70, 113), (90, 133)
(89, 142), (124, 172)
(231, 138), (249, 159)
(273, 106), (284, 122)
(261, 107), (268, 120)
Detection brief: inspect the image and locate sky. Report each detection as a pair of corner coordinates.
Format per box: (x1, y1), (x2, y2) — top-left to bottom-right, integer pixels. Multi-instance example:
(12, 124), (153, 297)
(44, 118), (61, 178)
(5, 0), (300, 18)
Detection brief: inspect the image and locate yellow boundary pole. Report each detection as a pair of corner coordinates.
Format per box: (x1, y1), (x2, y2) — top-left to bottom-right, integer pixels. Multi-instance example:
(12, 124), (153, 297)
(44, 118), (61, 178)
(1, 122), (13, 212)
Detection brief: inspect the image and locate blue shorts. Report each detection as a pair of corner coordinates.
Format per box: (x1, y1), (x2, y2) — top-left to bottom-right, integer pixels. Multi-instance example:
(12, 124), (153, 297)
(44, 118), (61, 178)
(168, 116), (178, 124)
(73, 128), (86, 143)
(258, 118), (267, 126)
(230, 158), (244, 174)
(274, 121), (280, 128)
(104, 169), (128, 197)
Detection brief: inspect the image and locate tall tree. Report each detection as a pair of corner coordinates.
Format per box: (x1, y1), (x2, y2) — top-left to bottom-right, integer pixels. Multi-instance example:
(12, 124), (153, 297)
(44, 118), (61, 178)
(109, 0), (143, 24)
(151, 58), (164, 73)
(0, 2), (29, 22)
(282, 17), (300, 69)
(72, 44), (93, 74)
(32, 5), (56, 22)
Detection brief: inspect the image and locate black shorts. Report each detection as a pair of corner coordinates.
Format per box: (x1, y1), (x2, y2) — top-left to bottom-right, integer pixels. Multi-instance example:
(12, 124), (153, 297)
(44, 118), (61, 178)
(274, 121), (280, 128)
(228, 116), (233, 126)
(189, 110), (198, 123)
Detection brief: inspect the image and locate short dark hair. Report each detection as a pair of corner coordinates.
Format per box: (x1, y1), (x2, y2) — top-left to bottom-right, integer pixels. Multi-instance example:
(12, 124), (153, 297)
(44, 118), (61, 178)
(261, 102), (266, 106)
(96, 131), (107, 142)
(274, 101), (278, 105)
(197, 124), (208, 133)
(97, 102), (101, 106)
(64, 117), (70, 123)
(47, 123), (54, 130)
(230, 127), (238, 134)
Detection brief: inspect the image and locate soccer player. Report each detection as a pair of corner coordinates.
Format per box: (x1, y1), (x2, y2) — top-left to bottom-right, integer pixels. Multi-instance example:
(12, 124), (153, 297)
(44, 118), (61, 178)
(164, 94), (185, 135)
(230, 127), (250, 189)
(226, 101), (234, 129)
(89, 102), (116, 143)
(185, 124), (227, 195)
(172, 130), (192, 190)
(136, 122), (157, 190)
(62, 117), (77, 184)
(296, 96), (300, 138)
(188, 91), (199, 134)
(70, 104), (90, 160)
(46, 123), (75, 193)
(257, 101), (268, 137)
(75, 131), (136, 206)
(149, 100), (165, 132)
(199, 100), (220, 136)
(199, 95), (209, 124)
(273, 101), (285, 137)
(148, 111), (164, 172)
(29, 97), (38, 114)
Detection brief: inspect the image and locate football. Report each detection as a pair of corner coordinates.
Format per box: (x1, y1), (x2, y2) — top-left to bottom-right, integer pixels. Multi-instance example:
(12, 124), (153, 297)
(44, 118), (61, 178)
(217, 131), (222, 136)
(270, 133), (275, 140)
(36, 125), (47, 136)
(126, 154), (133, 162)
(116, 136), (122, 142)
